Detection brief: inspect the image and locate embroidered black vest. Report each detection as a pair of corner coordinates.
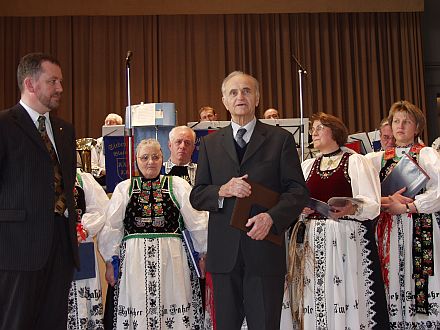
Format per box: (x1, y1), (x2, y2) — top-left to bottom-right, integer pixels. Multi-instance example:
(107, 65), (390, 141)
(123, 176), (182, 236)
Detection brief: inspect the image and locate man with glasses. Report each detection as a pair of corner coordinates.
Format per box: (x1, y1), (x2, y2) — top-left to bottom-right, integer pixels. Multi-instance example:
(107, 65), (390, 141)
(378, 118), (395, 150)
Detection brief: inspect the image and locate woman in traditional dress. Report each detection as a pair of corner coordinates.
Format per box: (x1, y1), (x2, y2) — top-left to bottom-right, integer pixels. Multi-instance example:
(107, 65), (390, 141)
(99, 138), (207, 330)
(288, 112), (389, 329)
(366, 101), (440, 328)
(67, 168), (108, 329)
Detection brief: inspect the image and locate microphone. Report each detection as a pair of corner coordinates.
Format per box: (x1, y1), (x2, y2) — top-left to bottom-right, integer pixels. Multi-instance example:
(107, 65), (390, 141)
(292, 54), (307, 74)
(125, 50), (133, 65)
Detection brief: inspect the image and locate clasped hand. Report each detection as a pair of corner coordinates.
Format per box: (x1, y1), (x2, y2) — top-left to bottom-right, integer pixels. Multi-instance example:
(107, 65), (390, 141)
(329, 202), (357, 220)
(381, 187), (413, 215)
(219, 174), (273, 240)
(302, 202), (357, 221)
(246, 212), (274, 240)
(219, 174), (251, 198)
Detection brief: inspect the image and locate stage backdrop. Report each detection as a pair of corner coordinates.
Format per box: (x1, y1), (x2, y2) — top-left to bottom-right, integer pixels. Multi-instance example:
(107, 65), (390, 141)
(0, 12), (426, 141)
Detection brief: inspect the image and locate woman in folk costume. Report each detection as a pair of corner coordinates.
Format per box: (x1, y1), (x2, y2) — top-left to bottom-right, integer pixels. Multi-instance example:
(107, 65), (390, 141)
(288, 112), (389, 329)
(99, 138), (208, 329)
(366, 101), (440, 328)
(67, 168), (109, 329)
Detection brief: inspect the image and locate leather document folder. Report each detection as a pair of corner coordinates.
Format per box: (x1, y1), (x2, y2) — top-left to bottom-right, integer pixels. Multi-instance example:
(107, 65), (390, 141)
(230, 179), (283, 246)
(381, 153), (430, 198)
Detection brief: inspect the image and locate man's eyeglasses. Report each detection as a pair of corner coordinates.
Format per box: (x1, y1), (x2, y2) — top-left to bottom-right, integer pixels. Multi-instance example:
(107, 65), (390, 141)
(380, 135), (394, 141)
(137, 154), (161, 162)
(309, 124), (326, 135)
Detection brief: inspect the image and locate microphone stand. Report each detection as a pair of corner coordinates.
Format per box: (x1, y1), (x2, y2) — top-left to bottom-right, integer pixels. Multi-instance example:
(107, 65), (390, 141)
(125, 51), (134, 178)
(284, 55), (309, 320)
(292, 54), (308, 162)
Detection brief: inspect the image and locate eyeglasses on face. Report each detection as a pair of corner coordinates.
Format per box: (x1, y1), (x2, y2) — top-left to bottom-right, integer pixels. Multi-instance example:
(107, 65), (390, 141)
(380, 135), (394, 141)
(309, 124), (326, 135)
(137, 154), (161, 162)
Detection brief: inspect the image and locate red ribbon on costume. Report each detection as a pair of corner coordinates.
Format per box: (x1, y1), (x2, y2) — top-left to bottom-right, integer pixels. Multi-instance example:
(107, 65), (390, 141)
(76, 223), (87, 241)
(205, 271), (217, 329)
(376, 211), (393, 288)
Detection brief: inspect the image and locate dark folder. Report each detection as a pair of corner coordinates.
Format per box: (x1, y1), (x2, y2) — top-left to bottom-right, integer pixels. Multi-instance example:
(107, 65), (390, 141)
(381, 153), (430, 198)
(230, 179), (283, 246)
(73, 241), (96, 281)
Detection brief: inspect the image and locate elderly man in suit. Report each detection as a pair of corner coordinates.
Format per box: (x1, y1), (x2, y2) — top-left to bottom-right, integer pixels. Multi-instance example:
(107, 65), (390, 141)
(0, 53), (78, 329)
(190, 71), (308, 330)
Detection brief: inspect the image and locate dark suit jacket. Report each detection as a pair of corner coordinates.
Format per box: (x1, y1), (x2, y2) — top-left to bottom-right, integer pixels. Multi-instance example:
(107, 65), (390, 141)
(190, 120), (308, 276)
(0, 104), (79, 271)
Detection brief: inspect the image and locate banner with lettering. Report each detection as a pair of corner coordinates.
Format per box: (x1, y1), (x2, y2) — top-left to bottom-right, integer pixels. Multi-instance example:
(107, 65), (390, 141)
(104, 136), (127, 193)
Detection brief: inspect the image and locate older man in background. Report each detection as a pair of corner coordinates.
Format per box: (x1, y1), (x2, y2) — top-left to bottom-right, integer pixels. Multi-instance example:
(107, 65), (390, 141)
(378, 117), (395, 150)
(163, 125), (197, 186)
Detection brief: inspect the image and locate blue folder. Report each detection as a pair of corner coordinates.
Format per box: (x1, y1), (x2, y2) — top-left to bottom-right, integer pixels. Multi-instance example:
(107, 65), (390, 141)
(73, 241), (96, 281)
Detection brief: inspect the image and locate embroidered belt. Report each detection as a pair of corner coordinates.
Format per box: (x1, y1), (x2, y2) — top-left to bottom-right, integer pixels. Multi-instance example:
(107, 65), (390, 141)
(122, 232), (182, 241)
(306, 215), (360, 222)
(412, 212), (434, 314)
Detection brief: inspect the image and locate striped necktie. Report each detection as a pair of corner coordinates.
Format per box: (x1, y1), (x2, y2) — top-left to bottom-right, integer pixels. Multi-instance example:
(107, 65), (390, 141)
(236, 128), (247, 148)
(38, 116), (66, 215)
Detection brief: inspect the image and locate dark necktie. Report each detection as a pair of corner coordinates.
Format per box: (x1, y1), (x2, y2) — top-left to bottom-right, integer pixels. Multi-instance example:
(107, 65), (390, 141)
(236, 128), (247, 148)
(38, 116), (66, 215)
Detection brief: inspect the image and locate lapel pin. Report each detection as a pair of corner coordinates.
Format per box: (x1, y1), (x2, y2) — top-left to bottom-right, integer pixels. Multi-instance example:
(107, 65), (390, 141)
(60, 127), (63, 131)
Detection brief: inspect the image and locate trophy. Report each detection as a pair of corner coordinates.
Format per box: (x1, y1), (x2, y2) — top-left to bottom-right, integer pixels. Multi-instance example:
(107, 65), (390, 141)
(76, 138), (97, 173)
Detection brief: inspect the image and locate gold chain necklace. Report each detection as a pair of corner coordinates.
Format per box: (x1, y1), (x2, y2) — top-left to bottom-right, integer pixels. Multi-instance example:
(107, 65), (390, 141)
(321, 148), (342, 170)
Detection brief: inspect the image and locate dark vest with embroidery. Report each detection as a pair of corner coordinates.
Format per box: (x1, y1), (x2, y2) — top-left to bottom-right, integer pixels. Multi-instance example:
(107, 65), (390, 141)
(306, 152), (352, 209)
(123, 176), (182, 236)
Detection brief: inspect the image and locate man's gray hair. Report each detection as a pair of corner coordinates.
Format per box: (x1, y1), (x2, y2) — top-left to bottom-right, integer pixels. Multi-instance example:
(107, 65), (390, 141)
(221, 71), (260, 98)
(105, 113), (123, 125)
(169, 126), (196, 142)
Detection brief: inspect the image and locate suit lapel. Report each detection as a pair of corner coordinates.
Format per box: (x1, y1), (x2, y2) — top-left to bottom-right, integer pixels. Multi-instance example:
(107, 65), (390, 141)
(51, 116), (68, 166)
(220, 125), (240, 165)
(12, 105), (49, 154)
(241, 121), (266, 165)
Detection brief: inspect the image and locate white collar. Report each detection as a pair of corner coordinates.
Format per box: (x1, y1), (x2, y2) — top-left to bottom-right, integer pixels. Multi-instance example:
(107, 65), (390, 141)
(231, 117), (256, 143)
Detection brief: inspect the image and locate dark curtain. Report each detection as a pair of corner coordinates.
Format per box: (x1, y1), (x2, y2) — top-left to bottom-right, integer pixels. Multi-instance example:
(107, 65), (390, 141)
(0, 13), (425, 140)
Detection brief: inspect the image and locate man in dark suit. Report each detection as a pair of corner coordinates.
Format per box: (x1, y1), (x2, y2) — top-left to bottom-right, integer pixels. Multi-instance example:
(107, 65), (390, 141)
(190, 71), (308, 330)
(0, 53), (78, 329)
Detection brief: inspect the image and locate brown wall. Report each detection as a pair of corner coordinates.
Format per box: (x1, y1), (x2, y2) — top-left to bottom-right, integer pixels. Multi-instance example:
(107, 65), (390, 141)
(3, 0), (423, 16)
